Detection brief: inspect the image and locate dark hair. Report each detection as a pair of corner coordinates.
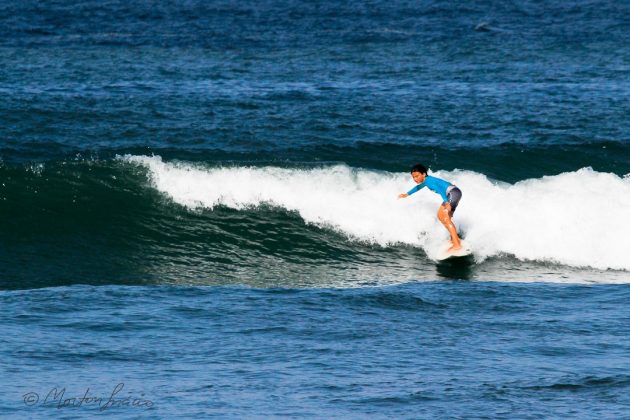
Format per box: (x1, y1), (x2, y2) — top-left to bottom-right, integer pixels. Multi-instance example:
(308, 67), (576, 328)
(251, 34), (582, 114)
(410, 164), (428, 175)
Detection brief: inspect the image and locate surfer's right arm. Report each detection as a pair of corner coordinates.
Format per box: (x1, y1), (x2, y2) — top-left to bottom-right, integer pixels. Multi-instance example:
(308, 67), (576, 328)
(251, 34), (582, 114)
(398, 185), (422, 199)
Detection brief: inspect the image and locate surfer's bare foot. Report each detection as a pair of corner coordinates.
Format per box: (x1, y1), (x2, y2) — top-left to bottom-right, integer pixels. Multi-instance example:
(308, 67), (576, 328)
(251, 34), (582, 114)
(448, 244), (462, 253)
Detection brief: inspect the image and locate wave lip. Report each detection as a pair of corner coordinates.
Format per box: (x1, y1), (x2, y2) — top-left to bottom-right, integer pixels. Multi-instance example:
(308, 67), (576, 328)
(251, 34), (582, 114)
(121, 155), (630, 272)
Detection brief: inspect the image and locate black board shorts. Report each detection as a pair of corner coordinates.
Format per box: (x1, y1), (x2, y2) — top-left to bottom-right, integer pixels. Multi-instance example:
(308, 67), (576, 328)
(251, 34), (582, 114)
(446, 186), (462, 215)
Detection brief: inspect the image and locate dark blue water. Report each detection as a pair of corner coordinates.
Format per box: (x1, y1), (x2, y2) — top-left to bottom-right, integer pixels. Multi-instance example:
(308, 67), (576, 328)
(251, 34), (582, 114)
(2, 0), (630, 417)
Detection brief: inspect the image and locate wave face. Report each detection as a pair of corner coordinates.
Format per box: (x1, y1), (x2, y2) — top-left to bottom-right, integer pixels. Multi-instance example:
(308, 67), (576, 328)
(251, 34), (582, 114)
(124, 155), (630, 271)
(2, 156), (629, 290)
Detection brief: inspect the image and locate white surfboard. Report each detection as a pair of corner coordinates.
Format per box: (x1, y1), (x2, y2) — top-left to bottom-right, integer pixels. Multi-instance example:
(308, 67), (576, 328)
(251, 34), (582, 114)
(436, 240), (473, 261)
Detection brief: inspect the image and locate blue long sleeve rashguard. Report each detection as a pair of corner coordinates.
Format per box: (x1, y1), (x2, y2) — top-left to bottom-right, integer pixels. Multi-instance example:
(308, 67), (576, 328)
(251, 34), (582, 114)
(407, 175), (452, 203)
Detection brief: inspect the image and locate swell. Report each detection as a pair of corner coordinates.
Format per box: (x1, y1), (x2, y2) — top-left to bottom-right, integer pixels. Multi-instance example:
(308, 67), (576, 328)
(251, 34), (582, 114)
(0, 159), (402, 290)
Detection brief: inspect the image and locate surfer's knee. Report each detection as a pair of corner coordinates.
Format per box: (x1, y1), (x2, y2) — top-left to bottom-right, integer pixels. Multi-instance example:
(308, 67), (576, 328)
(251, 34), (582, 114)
(438, 213), (451, 227)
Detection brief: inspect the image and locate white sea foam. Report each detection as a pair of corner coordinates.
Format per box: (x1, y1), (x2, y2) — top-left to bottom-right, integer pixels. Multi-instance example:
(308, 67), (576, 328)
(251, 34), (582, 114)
(122, 155), (630, 271)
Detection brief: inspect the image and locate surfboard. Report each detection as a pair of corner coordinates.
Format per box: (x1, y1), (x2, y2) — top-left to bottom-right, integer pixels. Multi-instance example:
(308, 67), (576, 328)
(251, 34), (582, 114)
(436, 240), (473, 261)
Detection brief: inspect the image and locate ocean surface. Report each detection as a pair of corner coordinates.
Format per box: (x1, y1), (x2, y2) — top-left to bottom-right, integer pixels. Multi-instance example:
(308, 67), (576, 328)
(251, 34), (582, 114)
(1, 0), (630, 417)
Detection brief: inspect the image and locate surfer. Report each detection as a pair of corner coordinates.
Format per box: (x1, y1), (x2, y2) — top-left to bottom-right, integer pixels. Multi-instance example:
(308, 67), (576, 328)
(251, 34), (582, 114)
(398, 164), (463, 252)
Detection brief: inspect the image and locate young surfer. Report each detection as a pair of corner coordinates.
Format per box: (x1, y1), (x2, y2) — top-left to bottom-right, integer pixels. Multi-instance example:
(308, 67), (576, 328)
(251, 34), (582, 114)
(398, 164), (463, 252)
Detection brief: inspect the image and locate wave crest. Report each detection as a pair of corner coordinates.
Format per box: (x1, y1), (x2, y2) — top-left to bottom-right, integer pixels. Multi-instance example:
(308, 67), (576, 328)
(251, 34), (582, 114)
(122, 155), (630, 271)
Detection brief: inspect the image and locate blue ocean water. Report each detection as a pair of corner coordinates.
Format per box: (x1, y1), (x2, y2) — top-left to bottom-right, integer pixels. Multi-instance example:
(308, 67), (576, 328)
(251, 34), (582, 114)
(4, 283), (630, 418)
(1, 0), (630, 417)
